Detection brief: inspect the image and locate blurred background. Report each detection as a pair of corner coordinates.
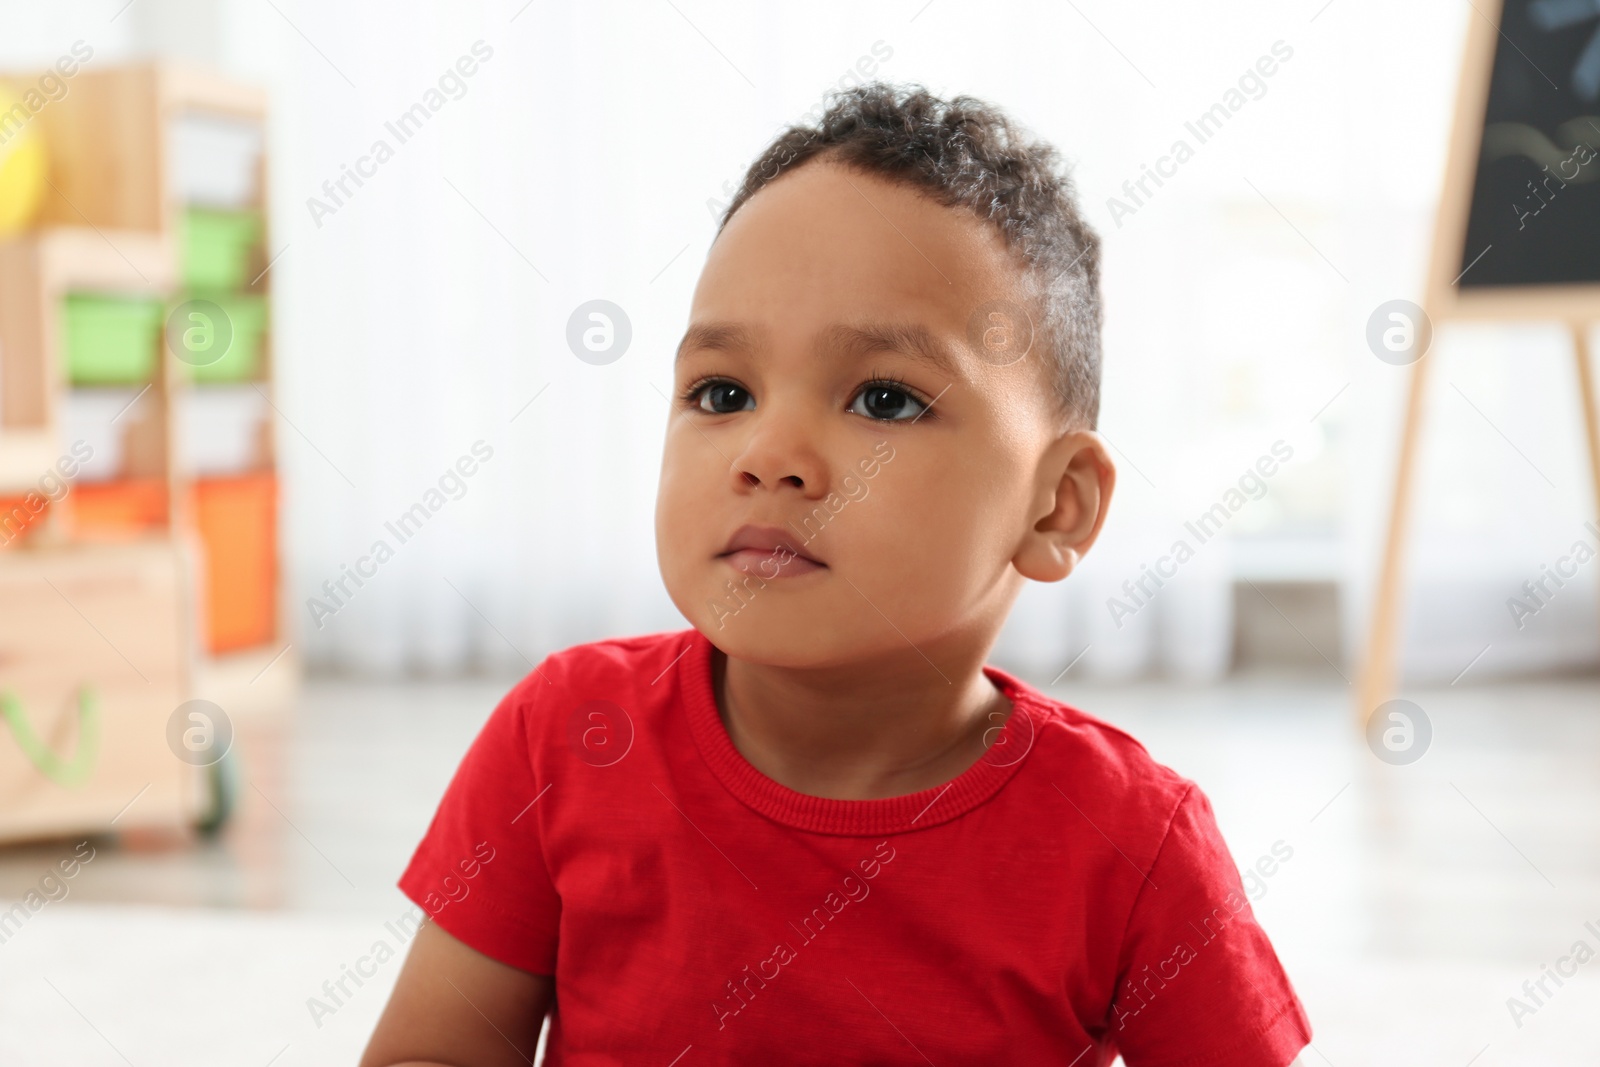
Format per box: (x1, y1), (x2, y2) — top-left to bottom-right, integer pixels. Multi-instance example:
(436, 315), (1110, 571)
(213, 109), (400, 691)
(0, 0), (1597, 1063)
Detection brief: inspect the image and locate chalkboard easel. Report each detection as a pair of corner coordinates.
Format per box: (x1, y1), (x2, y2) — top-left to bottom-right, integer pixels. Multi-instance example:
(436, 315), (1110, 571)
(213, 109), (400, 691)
(1358, 0), (1600, 721)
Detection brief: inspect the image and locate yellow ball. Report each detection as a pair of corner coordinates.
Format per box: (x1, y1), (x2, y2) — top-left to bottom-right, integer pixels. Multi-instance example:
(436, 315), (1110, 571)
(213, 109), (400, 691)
(0, 79), (48, 235)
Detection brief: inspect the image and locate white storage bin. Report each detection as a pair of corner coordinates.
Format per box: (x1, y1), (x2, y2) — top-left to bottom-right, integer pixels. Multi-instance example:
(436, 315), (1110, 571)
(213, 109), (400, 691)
(61, 387), (144, 482)
(178, 384), (268, 476)
(168, 111), (264, 209)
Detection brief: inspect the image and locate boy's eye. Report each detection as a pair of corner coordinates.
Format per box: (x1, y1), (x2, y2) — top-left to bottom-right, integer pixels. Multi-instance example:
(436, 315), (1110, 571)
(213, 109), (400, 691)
(850, 383), (928, 422)
(694, 381), (755, 414)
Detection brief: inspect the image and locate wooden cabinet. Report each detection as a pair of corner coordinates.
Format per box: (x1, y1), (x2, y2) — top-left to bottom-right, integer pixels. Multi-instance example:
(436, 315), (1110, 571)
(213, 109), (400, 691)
(0, 63), (292, 843)
(0, 541), (201, 840)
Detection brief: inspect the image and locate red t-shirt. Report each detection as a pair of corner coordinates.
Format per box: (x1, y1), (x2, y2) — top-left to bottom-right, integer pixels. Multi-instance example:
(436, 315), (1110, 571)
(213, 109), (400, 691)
(399, 628), (1311, 1065)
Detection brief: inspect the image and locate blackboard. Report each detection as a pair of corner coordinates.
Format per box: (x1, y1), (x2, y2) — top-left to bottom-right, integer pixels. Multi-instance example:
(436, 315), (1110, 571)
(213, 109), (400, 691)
(1458, 0), (1600, 288)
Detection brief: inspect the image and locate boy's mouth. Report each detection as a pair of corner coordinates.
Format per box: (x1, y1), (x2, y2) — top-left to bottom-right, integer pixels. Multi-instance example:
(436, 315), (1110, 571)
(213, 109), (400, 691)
(716, 524), (827, 577)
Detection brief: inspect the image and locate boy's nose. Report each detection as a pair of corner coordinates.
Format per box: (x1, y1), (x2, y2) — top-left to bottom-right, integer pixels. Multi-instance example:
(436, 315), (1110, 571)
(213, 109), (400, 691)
(728, 416), (828, 496)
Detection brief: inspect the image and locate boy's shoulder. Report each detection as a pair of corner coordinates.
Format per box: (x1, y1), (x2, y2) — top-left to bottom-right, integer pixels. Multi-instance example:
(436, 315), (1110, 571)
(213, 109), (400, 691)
(992, 664), (1199, 830)
(512, 628), (695, 696)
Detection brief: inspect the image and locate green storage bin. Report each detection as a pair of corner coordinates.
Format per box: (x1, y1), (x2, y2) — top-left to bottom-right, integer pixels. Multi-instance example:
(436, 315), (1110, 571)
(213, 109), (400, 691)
(175, 292), (267, 382)
(63, 294), (164, 384)
(182, 208), (262, 290)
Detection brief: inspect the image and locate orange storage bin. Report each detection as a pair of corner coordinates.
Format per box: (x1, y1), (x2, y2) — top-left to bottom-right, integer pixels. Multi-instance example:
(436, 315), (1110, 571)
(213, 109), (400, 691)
(64, 478), (169, 539)
(191, 471), (277, 653)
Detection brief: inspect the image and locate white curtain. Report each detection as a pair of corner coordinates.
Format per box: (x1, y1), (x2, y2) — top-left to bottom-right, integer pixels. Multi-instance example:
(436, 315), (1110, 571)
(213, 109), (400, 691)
(9, 0), (1591, 683)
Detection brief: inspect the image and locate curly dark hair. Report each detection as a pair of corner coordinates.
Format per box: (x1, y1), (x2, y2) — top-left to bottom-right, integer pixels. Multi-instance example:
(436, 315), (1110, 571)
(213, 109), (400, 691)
(715, 81), (1103, 428)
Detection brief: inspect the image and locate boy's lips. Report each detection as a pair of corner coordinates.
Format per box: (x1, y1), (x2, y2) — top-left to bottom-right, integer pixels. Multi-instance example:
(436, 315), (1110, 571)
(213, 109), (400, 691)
(716, 524), (827, 577)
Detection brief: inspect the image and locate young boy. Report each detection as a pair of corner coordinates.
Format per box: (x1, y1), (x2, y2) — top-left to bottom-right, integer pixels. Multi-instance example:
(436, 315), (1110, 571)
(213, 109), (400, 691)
(362, 82), (1311, 1066)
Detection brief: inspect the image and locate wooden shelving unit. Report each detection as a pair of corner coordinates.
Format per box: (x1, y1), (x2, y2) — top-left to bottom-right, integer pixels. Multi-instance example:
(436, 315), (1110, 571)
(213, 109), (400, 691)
(0, 62), (293, 844)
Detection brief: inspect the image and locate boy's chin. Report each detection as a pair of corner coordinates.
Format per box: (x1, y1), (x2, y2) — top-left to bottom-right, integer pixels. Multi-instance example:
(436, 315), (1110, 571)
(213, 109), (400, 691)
(664, 570), (952, 670)
(694, 612), (881, 670)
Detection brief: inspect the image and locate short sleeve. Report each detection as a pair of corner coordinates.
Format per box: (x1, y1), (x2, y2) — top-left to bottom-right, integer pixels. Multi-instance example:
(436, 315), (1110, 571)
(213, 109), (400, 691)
(398, 681), (561, 975)
(1108, 785), (1311, 1067)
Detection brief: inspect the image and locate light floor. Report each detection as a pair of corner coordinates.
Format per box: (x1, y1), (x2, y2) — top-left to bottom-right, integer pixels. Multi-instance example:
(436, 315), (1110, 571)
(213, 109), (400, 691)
(0, 673), (1597, 1065)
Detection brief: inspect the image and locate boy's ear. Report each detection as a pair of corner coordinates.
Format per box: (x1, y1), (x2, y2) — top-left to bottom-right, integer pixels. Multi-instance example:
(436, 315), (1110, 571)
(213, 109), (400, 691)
(1013, 430), (1115, 583)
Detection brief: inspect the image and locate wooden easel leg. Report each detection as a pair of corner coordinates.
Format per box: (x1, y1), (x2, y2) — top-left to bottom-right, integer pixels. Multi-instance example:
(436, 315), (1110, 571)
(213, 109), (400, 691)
(1356, 343), (1436, 726)
(1573, 323), (1600, 614)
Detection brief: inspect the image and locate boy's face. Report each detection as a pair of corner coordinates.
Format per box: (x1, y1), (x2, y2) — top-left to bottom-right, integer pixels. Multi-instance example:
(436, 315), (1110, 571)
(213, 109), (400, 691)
(657, 159), (1093, 668)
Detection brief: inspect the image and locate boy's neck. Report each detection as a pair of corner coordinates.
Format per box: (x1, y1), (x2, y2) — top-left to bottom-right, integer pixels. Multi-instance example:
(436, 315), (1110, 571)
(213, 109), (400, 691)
(710, 635), (1013, 802)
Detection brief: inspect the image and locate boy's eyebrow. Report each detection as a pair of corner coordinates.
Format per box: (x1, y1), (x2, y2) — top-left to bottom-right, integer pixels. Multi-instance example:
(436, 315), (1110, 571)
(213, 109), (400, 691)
(818, 322), (963, 376)
(675, 320), (962, 376)
(675, 321), (760, 363)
